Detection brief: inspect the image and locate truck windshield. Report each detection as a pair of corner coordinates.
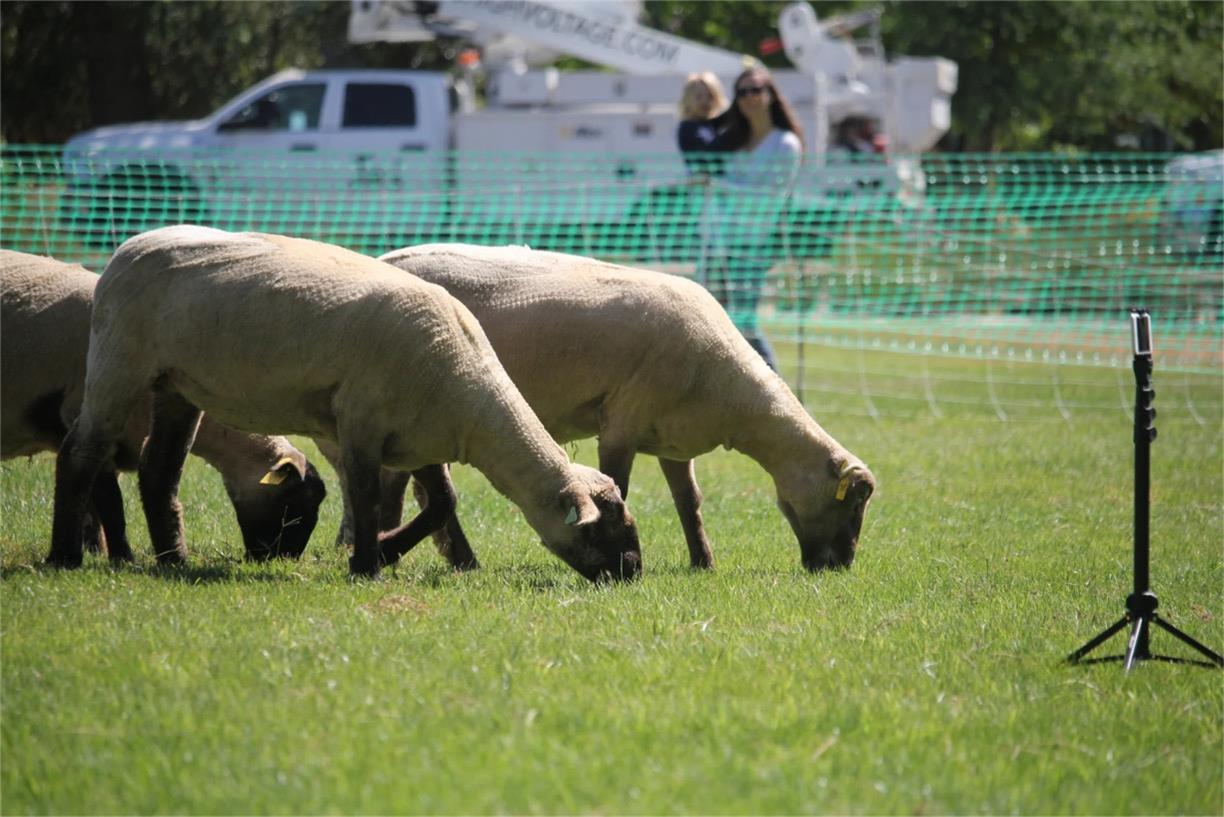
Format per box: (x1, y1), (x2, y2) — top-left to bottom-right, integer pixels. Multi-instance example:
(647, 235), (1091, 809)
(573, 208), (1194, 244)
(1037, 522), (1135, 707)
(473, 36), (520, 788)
(218, 83), (326, 132)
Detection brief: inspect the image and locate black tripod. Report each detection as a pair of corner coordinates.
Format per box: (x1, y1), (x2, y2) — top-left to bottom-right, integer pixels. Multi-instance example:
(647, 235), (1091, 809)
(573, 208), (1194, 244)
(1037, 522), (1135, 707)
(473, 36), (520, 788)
(1067, 310), (1223, 671)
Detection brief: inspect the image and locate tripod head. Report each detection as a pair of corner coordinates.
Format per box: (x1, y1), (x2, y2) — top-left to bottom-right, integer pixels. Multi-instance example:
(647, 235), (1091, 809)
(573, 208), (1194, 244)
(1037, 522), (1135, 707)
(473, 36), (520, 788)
(1130, 308), (1152, 357)
(1130, 309), (1156, 443)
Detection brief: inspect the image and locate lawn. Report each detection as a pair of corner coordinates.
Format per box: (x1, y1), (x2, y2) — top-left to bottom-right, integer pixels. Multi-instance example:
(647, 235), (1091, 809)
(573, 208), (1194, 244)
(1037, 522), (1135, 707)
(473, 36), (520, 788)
(2, 354), (1221, 815)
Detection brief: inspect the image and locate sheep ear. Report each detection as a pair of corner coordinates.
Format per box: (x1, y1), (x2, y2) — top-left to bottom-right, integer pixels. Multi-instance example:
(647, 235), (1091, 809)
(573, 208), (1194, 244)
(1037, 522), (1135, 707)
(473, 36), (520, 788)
(259, 456), (301, 486)
(833, 460), (869, 502)
(563, 493), (601, 527)
(849, 473), (874, 504)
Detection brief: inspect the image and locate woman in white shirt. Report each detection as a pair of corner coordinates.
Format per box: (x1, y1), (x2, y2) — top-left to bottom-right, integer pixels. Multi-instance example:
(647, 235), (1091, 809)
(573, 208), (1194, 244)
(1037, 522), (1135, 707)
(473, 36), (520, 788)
(700, 66), (803, 372)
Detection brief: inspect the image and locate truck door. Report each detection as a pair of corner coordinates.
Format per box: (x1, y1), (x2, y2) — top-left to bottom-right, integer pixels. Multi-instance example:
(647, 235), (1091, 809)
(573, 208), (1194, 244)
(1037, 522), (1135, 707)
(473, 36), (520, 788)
(338, 80), (449, 239)
(210, 80), (330, 227)
(214, 82), (328, 149)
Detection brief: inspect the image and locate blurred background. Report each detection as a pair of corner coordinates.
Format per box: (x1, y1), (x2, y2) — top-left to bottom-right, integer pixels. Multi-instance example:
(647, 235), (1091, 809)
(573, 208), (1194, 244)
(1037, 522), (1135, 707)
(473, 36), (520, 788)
(2, 0), (1221, 423)
(3, 0), (1220, 150)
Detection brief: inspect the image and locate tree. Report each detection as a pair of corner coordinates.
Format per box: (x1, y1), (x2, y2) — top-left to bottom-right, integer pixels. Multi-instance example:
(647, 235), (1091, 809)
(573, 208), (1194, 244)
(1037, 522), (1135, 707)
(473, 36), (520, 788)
(880, 0), (1223, 151)
(0, 0), (456, 144)
(2, 0), (1220, 150)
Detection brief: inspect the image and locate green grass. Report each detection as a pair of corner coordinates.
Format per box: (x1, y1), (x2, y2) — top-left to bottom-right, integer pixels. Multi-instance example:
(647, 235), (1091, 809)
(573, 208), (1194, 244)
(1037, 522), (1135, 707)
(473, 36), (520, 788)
(2, 364), (1222, 814)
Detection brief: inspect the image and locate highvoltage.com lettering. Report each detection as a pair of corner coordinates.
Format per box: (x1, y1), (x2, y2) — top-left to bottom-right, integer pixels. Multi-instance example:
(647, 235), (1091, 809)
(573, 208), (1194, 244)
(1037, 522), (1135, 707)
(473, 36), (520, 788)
(470, 0), (679, 66)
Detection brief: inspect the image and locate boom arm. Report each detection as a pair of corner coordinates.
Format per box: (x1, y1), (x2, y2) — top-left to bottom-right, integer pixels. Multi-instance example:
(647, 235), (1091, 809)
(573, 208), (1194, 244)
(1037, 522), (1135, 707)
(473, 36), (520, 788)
(348, 0), (957, 153)
(350, 0), (753, 75)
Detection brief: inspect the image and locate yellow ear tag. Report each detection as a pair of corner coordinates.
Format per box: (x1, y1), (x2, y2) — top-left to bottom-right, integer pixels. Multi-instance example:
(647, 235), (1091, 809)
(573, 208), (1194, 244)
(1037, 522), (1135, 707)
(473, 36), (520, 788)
(259, 456), (296, 486)
(836, 476), (851, 501)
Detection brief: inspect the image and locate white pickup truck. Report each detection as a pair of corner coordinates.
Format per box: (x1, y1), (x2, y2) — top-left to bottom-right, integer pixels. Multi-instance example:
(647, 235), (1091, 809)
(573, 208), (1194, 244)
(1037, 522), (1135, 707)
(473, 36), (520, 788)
(60, 65), (910, 261)
(61, 69), (460, 243)
(62, 1), (956, 253)
(61, 66), (719, 247)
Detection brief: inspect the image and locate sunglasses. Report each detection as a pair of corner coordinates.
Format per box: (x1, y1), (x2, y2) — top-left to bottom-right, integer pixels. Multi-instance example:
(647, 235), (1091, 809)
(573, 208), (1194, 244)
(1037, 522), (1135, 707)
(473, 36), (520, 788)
(735, 84), (769, 97)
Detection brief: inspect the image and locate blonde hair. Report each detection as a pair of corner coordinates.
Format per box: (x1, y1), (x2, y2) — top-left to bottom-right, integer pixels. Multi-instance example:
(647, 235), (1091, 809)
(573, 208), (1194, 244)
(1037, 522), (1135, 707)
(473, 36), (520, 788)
(679, 72), (728, 120)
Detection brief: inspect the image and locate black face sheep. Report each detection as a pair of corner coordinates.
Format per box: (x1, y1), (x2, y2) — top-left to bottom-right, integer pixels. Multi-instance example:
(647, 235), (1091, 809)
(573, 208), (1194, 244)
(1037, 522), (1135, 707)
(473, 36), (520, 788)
(378, 243), (875, 572)
(1, 249), (326, 563)
(49, 228), (641, 582)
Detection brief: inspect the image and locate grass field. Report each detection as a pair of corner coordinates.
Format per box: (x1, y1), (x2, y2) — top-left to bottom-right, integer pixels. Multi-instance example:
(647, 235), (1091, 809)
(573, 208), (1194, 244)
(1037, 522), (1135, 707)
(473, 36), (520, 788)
(2, 355), (1222, 815)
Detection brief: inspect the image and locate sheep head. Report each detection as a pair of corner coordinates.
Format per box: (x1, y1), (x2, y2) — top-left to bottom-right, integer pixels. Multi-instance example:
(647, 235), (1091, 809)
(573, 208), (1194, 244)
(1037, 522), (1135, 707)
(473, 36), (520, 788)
(775, 457), (875, 571)
(533, 464), (642, 583)
(228, 455), (327, 560)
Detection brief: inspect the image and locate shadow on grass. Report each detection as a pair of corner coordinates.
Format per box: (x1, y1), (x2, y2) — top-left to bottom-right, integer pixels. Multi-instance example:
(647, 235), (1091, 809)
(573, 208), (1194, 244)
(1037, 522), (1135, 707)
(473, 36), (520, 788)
(1069, 653), (1222, 670)
(383, 559), (569, 592)
(3, 550), (828, 587)
(382, 556), (781, 591)
(0, 557), (301, 585)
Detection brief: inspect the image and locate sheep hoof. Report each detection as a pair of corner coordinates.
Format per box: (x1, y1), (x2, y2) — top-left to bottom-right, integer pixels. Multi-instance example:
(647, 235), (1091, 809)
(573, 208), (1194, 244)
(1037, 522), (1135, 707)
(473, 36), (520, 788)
(107, 543), (136, 564)
(45, 550), (83, 569)
(378, 542), (402, 569)
(348, 554), (383, 579)
(153, 548), (187, 566)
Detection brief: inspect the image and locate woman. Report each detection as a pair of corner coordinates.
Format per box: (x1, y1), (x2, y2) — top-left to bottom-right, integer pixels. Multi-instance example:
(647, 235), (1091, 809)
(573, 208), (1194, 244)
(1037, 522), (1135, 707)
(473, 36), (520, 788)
(676, 72), (730, 175)
(700, 66), (803, 371)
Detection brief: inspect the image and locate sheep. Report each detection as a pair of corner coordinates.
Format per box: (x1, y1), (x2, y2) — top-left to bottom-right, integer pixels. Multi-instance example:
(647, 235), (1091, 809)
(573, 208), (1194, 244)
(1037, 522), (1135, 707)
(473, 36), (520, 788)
(377, 243), (875, 572)
(1, 249), (327, 563)
(48, 227), (641, 582)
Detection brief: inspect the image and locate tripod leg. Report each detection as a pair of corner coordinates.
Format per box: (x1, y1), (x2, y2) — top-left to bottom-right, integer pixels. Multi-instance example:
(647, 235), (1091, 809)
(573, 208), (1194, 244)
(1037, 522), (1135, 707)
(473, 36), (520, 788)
(1067, 616), (1129, 663)
(1152, 615), (1224, 667)
(1124, 616), (1151, 671)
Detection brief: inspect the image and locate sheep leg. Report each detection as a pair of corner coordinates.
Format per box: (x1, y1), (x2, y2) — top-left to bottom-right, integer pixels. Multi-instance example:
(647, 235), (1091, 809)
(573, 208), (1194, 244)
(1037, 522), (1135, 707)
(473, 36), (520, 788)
(379, 466), (411, 534)
(341, 445), (385, 578)
(412, 465), (480, 571)
(90, 468), (134, 563)
(596, 441), (636, 499)
(314, 439), (355, 548)
(138, 391), (202, 565)
(333, 466), (407, 548)
(658, 458), (715, 569)
(331, 455), (350, 548)
(379, 464), (458, 566)
(81, 511), (106, 555)
(49, 420), (117, 568)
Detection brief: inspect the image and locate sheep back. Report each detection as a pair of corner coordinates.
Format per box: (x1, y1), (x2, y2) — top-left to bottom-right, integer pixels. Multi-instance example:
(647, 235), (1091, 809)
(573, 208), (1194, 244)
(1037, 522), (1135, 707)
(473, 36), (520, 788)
(95, 227), (522, 469)
(380, 243), (790, 459)
(0, 250), (131, 460)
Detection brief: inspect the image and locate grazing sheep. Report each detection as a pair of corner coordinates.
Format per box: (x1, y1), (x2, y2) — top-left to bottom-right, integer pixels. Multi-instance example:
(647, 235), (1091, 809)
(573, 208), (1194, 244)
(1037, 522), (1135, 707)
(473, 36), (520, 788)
(49, 228), (641, 582)
(378, 243), (875, 572)
(1, 249), (326, 562)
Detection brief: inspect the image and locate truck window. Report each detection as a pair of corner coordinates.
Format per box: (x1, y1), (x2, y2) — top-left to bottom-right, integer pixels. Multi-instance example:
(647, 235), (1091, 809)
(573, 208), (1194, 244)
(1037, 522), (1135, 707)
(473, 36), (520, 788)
(343, 83), (417, 128)
(218, 83), (326, 132)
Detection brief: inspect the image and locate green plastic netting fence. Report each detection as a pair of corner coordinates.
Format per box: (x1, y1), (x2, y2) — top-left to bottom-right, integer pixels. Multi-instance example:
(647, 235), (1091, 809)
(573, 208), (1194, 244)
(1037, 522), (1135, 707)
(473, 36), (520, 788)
(2, 145), (1220, 423)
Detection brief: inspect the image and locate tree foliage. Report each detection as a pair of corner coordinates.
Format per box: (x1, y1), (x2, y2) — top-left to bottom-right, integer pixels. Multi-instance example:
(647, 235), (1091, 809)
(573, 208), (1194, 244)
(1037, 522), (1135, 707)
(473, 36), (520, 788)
(877, 0), (1223, 151)
(0, 1), (450, 143)
(2, 0), (1220, 150)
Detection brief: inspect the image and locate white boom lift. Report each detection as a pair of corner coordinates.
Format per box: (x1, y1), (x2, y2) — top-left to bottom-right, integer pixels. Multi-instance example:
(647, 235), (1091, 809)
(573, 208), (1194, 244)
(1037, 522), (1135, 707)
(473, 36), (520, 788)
(348, 0), (957, 155)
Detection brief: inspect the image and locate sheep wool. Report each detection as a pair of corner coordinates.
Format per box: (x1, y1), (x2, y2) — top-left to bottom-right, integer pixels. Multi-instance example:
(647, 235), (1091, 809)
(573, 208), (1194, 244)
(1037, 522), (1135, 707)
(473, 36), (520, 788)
(380, 243), (875, 572)
(1, 248), (325, 562)
(50, 228), (640, 582)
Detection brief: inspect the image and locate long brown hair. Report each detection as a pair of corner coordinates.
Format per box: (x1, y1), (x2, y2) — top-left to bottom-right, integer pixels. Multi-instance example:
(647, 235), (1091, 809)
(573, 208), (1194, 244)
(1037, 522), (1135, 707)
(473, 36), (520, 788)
(719, 67), (805, 152)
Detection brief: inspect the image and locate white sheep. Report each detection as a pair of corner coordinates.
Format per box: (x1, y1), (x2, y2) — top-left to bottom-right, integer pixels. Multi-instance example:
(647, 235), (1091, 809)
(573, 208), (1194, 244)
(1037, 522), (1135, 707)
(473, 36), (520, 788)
(378, 243), (875, 572)
(1, 249), (327, 563)
(49, 227), (641, 581)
